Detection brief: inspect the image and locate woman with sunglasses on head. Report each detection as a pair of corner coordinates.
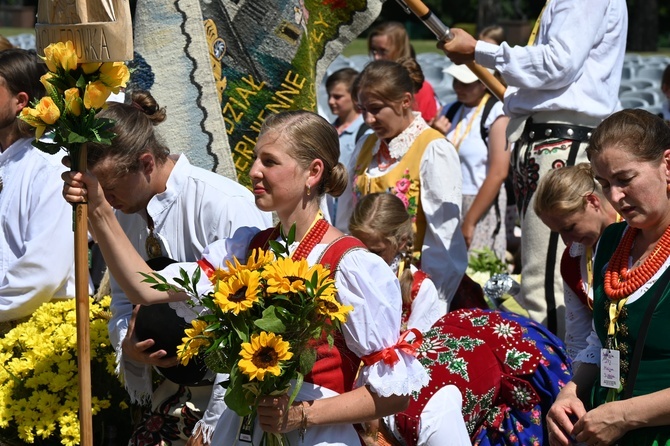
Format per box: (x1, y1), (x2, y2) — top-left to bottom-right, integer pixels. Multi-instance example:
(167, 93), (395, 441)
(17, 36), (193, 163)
(547, 110), (670, 446)
(63, 109), (428, 446)
(336, 58), (467, 305)
(535, 163), (618, 362)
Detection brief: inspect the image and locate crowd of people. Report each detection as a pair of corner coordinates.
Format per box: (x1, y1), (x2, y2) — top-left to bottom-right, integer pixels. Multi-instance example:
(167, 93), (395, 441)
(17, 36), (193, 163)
(3, 0), (670, 443)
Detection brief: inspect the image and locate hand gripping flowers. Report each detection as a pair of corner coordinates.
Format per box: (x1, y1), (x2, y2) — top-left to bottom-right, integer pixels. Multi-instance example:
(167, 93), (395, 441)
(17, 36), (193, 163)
(18, 41), (129, 154)
(142, 227), (353, 441)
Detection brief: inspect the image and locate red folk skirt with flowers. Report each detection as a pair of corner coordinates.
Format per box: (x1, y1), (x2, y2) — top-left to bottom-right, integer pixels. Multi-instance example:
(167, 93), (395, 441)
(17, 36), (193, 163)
(395, 309), (572, 446)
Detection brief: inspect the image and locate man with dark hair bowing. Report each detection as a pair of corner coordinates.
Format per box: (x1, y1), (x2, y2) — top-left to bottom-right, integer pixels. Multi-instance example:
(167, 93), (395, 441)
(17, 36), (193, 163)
(442, 0), (627, 338)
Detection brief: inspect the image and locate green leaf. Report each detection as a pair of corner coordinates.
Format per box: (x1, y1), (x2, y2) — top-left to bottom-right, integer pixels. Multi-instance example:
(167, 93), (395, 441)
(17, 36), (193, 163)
(299, 349), (316, 375)
(268, 240), (286, 257)
(224, 366), (253, 416)
(230, 316), (250, 343)
(288, 372), (303, 406)
(287, 224), (296, 244)
(254, 306), (287, 333)
(31, 140), (62, 155)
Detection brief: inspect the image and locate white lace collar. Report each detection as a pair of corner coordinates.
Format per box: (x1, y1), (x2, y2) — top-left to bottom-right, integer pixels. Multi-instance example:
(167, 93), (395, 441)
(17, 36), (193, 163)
(383, 112), (430, 160)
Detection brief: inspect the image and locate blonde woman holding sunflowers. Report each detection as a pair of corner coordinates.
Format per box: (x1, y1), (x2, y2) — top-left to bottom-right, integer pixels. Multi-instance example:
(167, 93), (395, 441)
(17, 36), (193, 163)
(62, 110), (428, 445)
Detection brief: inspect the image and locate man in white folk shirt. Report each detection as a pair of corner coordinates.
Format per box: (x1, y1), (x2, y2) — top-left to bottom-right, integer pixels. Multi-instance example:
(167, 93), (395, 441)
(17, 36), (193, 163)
(442, 0), (628, 338)
(0, 49), (77, 329)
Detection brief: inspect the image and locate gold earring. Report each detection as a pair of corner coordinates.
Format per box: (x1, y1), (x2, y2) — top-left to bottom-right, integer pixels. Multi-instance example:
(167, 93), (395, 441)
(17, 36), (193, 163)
(306, 184), (311, 196)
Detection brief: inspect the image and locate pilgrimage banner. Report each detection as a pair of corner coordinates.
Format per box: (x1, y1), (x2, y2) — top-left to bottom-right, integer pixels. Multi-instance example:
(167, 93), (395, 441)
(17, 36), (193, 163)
(130, 0), (383, 183)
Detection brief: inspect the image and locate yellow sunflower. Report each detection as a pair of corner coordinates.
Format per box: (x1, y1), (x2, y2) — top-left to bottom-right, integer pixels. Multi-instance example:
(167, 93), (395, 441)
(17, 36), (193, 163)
(213, 269), (262, 314)
(317, 296), (353, 323)
(238, 332), (293, 381)
(262, 257), (317, 295)
(177, 319), (213, 365)
(207, 249), (275, 284)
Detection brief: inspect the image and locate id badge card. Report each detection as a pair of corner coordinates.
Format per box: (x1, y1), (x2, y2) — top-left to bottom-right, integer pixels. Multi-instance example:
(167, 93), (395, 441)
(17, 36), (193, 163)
(600, 348), (620, 389)
(237, 414), (255, 445)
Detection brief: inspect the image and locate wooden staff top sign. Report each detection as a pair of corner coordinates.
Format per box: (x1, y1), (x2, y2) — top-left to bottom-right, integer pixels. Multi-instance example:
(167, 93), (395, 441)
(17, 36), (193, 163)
(35, 0), (133, 63)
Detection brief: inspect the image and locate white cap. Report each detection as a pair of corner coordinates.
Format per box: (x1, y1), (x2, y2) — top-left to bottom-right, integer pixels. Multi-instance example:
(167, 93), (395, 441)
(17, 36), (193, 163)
(445, 64), (494, 84)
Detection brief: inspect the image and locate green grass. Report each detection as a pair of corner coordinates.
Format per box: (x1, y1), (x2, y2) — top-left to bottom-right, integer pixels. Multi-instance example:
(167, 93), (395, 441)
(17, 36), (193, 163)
(0, 27), (30, 37)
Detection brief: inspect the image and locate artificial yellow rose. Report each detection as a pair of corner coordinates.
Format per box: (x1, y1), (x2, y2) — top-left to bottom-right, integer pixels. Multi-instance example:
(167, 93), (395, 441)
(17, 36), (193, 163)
(81, 62), (102, 74)
(35, 96), (60, 125)
(99, 62), (130, 93)
(19, 97), (60, 139)
(39, 72), (58, 95)
(43, 41), (78, 73)
(64, 88), (82, 117)
(83, 81), (111, 109)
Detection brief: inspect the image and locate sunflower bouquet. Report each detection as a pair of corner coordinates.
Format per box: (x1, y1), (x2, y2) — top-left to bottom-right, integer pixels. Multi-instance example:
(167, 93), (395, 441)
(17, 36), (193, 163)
(0, 296), (131, 446)
(18, 40), (129, 160)
(142, 226), (353, 444)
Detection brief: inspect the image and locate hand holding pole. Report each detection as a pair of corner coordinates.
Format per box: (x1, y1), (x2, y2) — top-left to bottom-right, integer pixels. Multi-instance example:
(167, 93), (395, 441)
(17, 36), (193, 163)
(395, 0), (507, 102)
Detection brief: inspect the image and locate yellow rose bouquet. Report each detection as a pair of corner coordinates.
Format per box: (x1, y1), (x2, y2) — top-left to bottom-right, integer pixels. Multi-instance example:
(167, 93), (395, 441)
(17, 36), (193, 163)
(141, 226), (353, 445)
(18, 40), (129, 158)
(0, 297), (131, 446)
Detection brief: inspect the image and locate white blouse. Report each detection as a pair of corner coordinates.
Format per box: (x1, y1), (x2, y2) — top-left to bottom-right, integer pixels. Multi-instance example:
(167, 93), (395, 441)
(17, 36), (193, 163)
(336, 114), (468, 304)
(163, 227), (429, 444)
(563, 242), (595, 361)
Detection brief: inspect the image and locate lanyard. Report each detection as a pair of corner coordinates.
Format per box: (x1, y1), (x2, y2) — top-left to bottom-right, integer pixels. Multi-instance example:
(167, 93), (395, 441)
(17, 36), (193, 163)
(527, 0), (551, 46)
(450, 93), (490, 151)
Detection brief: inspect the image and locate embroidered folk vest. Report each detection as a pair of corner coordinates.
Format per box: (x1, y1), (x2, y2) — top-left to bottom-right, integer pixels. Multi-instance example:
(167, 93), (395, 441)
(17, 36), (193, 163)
(353, 129), (443, 259)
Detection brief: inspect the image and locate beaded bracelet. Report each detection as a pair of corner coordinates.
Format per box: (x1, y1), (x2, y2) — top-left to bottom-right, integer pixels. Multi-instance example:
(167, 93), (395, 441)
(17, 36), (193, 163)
(299, 401), (308, 442)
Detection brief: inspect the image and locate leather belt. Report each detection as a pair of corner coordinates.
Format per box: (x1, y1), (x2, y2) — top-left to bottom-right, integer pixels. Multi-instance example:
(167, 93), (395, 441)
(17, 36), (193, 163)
(520, 121), (594, 143)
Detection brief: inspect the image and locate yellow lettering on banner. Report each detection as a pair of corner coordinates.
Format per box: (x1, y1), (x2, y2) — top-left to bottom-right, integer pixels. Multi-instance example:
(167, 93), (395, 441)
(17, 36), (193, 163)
(223, 116), (235, 134)
(313, 13), (328, 28)
(234, 142), (251, 173)
(222, 102), (244, 123)
(230, 97), (249, 111)
(250, 109), (267, 133)
(310, 30), (324, 43)
(284, 71), (306, 89)
(242, 75), (266, 92)
(266, 72), (305, 113)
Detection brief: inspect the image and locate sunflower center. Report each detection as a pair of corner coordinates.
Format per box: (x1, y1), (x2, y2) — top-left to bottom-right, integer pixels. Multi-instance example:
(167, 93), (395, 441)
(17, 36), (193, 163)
(230, 286), (248, 302)
(252, 346), (279, 368)
(323, 301), (338, 312)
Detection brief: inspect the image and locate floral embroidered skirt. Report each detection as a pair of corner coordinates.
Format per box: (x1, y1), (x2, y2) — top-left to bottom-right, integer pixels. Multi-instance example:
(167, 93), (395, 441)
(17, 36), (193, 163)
(396, 309), (572, 446)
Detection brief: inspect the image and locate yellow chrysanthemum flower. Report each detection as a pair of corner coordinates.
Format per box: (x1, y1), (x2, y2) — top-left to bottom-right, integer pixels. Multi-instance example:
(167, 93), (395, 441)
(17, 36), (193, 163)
(213, 269), (262, 315)
(261, 257), (314, 295)
(176, 319), (213, 366)
(317, 296), (353, 323)
(238, 332), (293, 381)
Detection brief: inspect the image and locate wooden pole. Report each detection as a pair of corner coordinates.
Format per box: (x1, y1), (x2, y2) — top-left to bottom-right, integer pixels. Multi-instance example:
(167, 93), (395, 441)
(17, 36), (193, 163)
(35, 1), (133, 443)
(396, 0), (507, 101)
(74, 143), (93, 446)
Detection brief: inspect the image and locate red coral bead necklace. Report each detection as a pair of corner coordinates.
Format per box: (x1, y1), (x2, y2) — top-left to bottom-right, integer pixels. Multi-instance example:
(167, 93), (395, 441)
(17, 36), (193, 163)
(604, 225), (670, 299)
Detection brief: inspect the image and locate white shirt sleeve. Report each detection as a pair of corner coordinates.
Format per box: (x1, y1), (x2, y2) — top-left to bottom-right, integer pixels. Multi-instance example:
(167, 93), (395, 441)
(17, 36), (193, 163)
(418, 138), (468, 303)
(406, 275), (446, 333)
(573, 325), (602, 367)
(336, 249), (429, 396)
(0, 160), (75, 322)
(419, 385), (471, 446)
(475, 0), (611, 90)
(563, 283), (593, 361)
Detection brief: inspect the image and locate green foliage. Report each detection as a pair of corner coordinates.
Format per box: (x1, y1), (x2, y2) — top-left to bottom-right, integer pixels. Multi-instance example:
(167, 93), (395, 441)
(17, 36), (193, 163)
(467, 247), (507, 276)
